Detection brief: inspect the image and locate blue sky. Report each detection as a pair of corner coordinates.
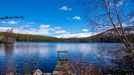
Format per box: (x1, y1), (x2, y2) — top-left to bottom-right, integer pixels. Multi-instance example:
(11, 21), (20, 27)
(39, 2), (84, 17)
(0, 0), (93, 38)
(0, 0), (133, 38)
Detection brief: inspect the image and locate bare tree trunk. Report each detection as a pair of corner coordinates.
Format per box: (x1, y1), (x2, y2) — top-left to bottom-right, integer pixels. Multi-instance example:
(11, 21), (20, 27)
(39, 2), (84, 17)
(113, 0), (133, 53)
(103, 0), (132, 53)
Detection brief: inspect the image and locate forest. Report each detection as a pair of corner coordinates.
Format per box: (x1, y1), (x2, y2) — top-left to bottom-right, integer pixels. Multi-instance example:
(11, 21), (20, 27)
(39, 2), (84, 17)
(0, 32), (134, 42)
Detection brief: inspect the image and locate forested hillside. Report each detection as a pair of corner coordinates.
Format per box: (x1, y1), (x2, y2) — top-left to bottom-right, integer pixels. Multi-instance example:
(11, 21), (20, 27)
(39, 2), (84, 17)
(0, 26), (134, 42)
(0, 32), (62, 42)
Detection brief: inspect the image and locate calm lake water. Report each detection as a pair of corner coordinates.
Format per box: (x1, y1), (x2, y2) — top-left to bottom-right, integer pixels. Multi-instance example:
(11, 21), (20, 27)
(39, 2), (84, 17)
(0, 42), (125, 73)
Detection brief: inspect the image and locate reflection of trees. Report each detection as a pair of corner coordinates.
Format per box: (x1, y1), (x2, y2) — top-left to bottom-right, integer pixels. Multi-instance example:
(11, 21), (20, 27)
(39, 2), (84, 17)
(4, 44), (14, 55)
(0, 44), (5, 74)
(18, 43), (48, 74)
(2, 43), (52, 74)
(4, 44), (15, 74)
(0, 43), (3, 48)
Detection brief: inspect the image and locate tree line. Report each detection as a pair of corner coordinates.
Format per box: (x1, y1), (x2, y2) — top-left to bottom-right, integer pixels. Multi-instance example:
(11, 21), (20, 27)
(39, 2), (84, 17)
(0, 32), (134, 42)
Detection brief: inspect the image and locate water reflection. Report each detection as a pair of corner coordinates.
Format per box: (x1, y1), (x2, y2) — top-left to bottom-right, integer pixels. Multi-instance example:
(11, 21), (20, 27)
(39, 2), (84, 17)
(3, 44), (15, 74)
(4, 44), (14, 55)
(56, 43), (120, 66)
(0, 42), (126, 73)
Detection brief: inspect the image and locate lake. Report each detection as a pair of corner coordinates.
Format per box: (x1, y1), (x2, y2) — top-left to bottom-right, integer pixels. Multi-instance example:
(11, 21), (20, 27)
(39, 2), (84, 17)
(0, 42), (125, 74)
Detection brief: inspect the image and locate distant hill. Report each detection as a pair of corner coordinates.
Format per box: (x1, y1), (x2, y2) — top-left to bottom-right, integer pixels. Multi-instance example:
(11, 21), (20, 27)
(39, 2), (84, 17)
(0, 26), (134, 42)
(0, 32), (63, 42)
(94, 26), (134, 37)
(81, 26), (134, 42)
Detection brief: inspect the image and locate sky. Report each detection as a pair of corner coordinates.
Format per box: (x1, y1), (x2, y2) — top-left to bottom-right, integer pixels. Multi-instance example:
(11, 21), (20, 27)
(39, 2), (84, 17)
(0, 0), (133, 38)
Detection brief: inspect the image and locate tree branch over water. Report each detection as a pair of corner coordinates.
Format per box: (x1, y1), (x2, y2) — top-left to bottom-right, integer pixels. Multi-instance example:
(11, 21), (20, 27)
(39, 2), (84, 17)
(80, 0), (134, 54)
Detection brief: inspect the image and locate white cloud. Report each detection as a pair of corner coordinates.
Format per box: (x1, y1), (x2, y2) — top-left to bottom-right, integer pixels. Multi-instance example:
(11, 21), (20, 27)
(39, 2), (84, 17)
(55, 32), (97, 38)
(116, 0), (124, 7)
(7, 20), (17, 24)
(129, 17), (134, 22)
(0, 23), (67, 36)
(109, 1), (124, 7)
(94, 25), (113, 31)
(54, 27), (61, 30)
(39, 24), (50, 29)
(0, 26), (96, 38)
(13, 27), (50, 35)
(55, 30), (67, 34)
(28, 22), (35, 24)
(0, 26), (51, 35)
(0, 20), (18, 25)
(0, 27), (12, 32)
(73, 16), (81, 20)
(0, 24), (98, 38)
(59, 6), (72, 11)
(121, 23), (134, 27)
(20, 25), (31, 29)
(0, 21), (6, 24)
(82, 29), (88, 32)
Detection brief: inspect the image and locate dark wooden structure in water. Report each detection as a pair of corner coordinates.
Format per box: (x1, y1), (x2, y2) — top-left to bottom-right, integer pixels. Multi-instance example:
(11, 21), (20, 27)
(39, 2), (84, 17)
(53, 50), (70, 75)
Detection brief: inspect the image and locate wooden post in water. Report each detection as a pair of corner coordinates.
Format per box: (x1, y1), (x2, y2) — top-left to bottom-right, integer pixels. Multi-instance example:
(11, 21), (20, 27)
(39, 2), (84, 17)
(53, 50), (70, 75)
(57, 50), (68, 61)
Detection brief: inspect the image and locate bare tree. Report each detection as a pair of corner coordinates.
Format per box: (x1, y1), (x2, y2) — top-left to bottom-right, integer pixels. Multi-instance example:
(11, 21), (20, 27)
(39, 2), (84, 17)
(80, 0), (134, 54)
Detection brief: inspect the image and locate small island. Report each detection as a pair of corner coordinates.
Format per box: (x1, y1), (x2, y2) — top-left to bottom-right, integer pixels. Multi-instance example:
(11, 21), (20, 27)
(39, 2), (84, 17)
(0, 29), (16, 44)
